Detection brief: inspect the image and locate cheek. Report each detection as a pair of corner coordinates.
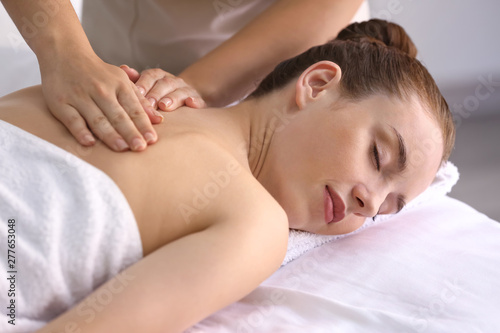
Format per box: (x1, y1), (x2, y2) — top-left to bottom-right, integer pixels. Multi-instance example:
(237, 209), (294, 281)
(318, 214), (366, 235)
(327, 131), (368, 178)
(339, 214), (366, 233)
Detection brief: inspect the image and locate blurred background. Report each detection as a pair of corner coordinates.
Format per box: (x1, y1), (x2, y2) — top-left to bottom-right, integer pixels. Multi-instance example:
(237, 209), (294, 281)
(0, 0), (499, 220)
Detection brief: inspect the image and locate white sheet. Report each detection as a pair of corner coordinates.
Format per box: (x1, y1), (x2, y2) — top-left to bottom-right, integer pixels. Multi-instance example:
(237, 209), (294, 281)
(188, 194), (500, 332)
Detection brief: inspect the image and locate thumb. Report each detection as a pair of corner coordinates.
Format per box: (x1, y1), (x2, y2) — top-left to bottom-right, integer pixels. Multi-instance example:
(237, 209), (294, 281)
(120, 65), (141, 83)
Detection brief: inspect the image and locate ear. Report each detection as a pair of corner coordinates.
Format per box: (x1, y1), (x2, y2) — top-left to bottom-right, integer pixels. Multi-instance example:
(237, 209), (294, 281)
(295, 61), (342, 110)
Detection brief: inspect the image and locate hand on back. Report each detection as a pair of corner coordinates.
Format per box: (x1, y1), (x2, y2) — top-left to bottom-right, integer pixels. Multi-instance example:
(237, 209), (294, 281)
(42, 54), (205, 151)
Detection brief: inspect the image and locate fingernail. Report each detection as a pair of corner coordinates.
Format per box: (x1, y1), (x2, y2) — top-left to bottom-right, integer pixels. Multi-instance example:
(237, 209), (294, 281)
(154, 109), (164, 118)
(83, 134), (95, 145)
(132, 138), (146, 151)
(144, 132), (156, 144)
(115, 138), (129, 151)
(148, 98), (156, 107)
(159, 98), (172, 110)
(139, 87), (146, 96)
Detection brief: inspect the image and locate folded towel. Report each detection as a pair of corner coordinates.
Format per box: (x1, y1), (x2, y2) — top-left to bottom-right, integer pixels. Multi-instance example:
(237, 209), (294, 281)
(0, 120), (142, 333)
(282, 161), (460, 266)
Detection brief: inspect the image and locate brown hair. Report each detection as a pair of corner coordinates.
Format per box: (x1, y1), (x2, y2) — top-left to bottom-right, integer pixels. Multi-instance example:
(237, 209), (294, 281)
(250, 19), (455, 163)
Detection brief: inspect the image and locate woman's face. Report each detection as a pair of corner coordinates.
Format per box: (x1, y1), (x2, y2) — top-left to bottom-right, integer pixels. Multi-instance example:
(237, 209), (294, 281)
(259, 93), (443, 235)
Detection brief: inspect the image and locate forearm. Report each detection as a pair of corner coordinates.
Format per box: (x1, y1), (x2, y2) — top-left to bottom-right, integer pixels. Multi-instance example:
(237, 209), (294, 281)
(1, 0), (94, 66)
(179, 0), (364, 107)
(36, 220), (287, 333)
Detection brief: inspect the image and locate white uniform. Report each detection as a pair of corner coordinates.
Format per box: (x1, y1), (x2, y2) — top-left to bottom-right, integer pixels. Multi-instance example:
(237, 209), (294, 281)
(82, 0), (369, 74)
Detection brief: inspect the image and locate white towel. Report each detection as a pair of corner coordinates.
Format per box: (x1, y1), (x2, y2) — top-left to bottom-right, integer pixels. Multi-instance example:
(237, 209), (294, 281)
(282, 161), (460, 266)
(0, 120), (142, 333)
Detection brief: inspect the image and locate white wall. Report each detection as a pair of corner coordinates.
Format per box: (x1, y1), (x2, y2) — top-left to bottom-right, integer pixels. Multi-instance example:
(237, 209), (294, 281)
(0, 0), (83, 95)
(0, 0), (82, 50)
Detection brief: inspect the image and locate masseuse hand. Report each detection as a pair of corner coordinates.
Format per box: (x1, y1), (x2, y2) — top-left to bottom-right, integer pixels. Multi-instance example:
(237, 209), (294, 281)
(120, 66), (207, 111)
(41, 53), (167, 152)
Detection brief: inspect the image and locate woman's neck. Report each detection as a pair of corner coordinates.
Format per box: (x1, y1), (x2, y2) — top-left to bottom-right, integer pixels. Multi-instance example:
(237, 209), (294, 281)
(227, 89), (296, 179)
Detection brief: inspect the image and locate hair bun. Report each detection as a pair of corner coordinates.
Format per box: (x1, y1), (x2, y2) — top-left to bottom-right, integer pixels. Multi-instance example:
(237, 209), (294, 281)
(336, 19), (417, 58)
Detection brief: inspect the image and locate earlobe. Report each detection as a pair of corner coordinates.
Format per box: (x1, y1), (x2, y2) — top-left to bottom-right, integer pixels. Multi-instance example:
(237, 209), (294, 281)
(295, 61), (342, 109)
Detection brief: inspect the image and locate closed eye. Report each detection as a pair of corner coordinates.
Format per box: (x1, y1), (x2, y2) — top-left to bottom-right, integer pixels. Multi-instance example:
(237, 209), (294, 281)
(372, 143), (381, 171)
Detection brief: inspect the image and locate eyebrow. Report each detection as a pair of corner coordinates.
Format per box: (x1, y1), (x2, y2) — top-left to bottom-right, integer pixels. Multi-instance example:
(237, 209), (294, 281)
(390, 126), (407, 172)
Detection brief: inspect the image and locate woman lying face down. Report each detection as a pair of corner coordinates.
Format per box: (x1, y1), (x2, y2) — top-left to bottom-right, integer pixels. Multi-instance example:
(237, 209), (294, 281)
(0, 19), (454, 333)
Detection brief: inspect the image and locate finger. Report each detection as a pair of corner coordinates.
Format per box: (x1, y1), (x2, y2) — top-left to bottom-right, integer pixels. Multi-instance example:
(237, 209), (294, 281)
(118, 85), (160, 145)
(91, 90), (148, 152)
(157, 87), (197, 112)
(132, 84), (164, 125)
(120, 65), (141, 83)
(135, 68), (171, 99)
(184, 96), (207, 109)
(49, 103), (96, 146)
(73, 99), (130, 152)
(145, 76), (182, 109)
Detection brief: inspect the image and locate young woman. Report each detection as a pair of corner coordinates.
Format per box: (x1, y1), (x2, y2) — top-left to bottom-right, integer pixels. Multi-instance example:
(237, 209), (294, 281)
(0, 20), (454, 333)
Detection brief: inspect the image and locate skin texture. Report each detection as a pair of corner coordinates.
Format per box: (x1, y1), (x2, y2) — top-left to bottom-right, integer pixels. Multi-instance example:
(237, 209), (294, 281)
(0, 62), (443, 332)
(0, 0), (363, 151)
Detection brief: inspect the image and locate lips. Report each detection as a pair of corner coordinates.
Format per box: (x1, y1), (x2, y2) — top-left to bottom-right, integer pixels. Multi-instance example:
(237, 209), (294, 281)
(324, 186), (346, 224)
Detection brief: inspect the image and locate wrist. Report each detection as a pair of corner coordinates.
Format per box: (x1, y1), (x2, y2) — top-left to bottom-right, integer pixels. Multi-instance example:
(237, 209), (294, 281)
(35, 33), (97, 72)
(179, 71), (222, 107)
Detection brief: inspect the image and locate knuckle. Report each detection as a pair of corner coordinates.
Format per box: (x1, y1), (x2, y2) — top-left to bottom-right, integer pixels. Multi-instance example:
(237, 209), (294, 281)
(109, 111), (128, 124)
(70, 85), (86, 98)
(65, 112), (84, 125)
(159, 77), (175, 89)
(91, 115), (110, 129)
(128, 108), (145, 119)
(142, 68), (162, 78)
(92, 83), (109, 98)
(140, 68), (153, 76)
(160, 76), (172, 84)
(51, 93), (67, 106)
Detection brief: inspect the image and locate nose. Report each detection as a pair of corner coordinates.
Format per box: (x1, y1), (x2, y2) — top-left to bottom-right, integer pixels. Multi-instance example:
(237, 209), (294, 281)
(351, 183), (384, 218)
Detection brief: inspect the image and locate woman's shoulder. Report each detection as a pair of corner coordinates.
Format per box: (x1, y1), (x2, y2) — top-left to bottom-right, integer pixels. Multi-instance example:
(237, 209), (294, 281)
(167, 133), (288, 226)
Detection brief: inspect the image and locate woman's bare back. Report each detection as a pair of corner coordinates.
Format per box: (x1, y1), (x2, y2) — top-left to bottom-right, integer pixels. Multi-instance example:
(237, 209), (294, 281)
(0, 86), (287, 255)
(0, 85), (289, 332)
